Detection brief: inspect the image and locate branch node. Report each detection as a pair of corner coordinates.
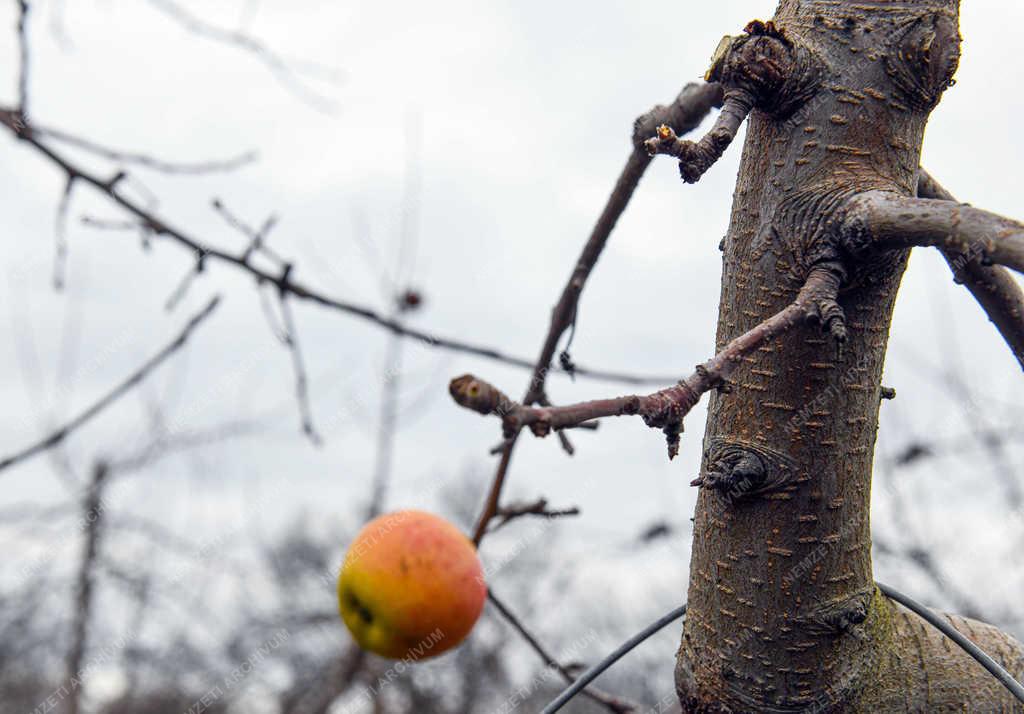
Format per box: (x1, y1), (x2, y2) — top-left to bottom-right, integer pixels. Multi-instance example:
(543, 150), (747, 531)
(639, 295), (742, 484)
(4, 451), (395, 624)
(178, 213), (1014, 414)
(106, 171), (126, 190)
(530, 420), (551, 438)
(278, 262), (294, 294)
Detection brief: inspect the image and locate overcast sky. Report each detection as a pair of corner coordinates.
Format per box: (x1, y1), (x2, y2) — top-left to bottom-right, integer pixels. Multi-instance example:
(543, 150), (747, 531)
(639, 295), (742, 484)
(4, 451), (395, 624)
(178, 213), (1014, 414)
(1, 0), (1023, 706)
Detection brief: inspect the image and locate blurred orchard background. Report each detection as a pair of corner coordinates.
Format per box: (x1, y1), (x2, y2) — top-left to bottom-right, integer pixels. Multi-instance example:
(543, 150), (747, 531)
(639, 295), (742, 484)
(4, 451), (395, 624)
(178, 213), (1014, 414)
(1, 1), (1022, 712)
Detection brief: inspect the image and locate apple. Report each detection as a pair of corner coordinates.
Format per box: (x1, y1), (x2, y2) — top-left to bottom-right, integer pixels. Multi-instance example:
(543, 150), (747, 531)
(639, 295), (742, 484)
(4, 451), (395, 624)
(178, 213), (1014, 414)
(337, 510), (486, 660)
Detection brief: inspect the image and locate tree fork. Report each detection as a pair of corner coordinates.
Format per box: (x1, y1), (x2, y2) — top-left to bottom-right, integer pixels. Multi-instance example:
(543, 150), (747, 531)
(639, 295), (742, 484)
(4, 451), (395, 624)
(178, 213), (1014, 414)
(670, 1), (1024, 712)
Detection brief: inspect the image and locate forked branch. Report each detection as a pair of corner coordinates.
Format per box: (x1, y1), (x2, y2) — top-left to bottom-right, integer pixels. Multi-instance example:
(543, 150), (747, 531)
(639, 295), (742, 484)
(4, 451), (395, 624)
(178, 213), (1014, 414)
(452, 264), (846, 459)
(487, 590), (637, 714)
(524, 80), (725, 407)
(0, 296), (221, 475)
(469, 82), (724, 545)
(0, 107), (671, 386)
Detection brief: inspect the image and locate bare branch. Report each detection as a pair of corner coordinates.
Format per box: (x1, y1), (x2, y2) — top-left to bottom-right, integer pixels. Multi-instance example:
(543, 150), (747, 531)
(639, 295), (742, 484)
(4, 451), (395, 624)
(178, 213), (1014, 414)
(212, 198), (282, 264)
(489, 497), (580, 533)
(0, 106), (674, 386)
(106, 418), (266, 475)
(555, 429), (575, 455)
(453, 264), (846, 460)
(282, 646), (366, 714)
(164, 257), (205, 311)
(487, 590), (637, 714)
(146, 0), (342, 113)
(277, 287), (321, 445)
(523, 81), (724, 409)
(645, 88), (752, 183)
(539, 394), (597, 456)
(470, 82), (723, 544)
(79, 215), (140, 231)
(367, 331), (403, 519)
(843, 191), (1024, 274)
(62, 461), (109, 714)
(53, 174), (74, 289)
(917, 170), (1024, 370)
(0, 296), (221, 474)
(15, 0), (29, 114)
(32, 123), (257, 174)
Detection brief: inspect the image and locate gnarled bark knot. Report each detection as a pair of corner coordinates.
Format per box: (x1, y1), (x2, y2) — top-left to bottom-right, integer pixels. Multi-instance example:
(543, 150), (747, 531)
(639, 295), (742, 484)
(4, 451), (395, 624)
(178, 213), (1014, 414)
(645, 18), (824, 183)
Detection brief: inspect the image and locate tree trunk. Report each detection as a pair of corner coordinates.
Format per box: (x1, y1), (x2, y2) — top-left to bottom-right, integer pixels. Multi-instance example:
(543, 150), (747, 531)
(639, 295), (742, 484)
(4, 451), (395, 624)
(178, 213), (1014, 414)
(676, 1), (1024, 711)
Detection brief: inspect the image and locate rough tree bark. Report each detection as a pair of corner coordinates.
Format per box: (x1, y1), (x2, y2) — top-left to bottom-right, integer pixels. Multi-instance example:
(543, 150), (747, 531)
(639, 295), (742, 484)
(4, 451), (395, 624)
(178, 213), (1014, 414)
(675, 1), (1024, 712)
(449, 0), (1024, 709)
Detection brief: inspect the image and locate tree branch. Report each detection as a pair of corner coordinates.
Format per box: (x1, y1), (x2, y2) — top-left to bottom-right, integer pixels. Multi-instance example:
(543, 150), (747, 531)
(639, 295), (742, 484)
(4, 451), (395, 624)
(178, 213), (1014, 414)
(62, 461), (109, 714)
(145, 0), (342, 113)
(277, 287), (322, 445)
(461, 86), (723, 714)
(33, 122), (258, 174)
(489, 497), (580, 533)
(0, 106), (673, 386)
(917, 170), (1024, 370)
(843, 190), (1024, 275)
(453, 264), (846, 460)
(0, 296), (221, 474)
(470, 82), (724, 545)
(487, 590), (637, 714)
(15, 0), (29, 115)
(644, 88), (752, 183)
(53, 173), (74, 289)
(525, 81), (724, 408)
(282, 645), (366, 714)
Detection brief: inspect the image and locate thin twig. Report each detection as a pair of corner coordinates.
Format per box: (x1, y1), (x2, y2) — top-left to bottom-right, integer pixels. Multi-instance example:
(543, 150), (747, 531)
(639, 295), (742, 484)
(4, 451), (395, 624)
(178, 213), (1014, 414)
(489, 498), (580, 533)
(53, 174), (74, 289)
(146, 0), (342, 113)
(0, 107), (673, 385)
(107, 418), (266, 475)
(540, 603), (688, 714)
(62, 461), (109, 714)
(164, 259), (204, 311)
(283, 645), (366, 714)
(33, 123), (257, 174)
(277, 288), (321, 445)
(487, 590), (637, 714)
(213, 198), (282, 264)
(454, 265), (846, 459)
(470, 82), (725, 545)
(0, 296), (221, 474)
(80, 215), (140, 231)
(16, 0), (29, 115)
(917, 170), (1024, 370)
(367, 331), (402, 518)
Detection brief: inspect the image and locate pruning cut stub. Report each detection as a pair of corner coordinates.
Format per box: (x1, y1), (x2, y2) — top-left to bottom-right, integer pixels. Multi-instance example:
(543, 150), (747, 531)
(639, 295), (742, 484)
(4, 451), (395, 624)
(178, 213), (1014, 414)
(706, 35), (735, 82)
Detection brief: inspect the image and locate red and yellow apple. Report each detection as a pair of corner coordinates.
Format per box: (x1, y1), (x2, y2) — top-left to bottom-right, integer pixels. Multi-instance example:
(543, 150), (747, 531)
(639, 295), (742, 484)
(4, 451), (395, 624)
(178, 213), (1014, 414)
(337, 510), (486, 660)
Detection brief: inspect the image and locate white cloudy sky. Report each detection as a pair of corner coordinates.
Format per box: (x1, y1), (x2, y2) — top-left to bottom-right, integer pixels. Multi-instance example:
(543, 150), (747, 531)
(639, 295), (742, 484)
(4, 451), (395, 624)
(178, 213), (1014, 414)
(1, 0), (1023, 707)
